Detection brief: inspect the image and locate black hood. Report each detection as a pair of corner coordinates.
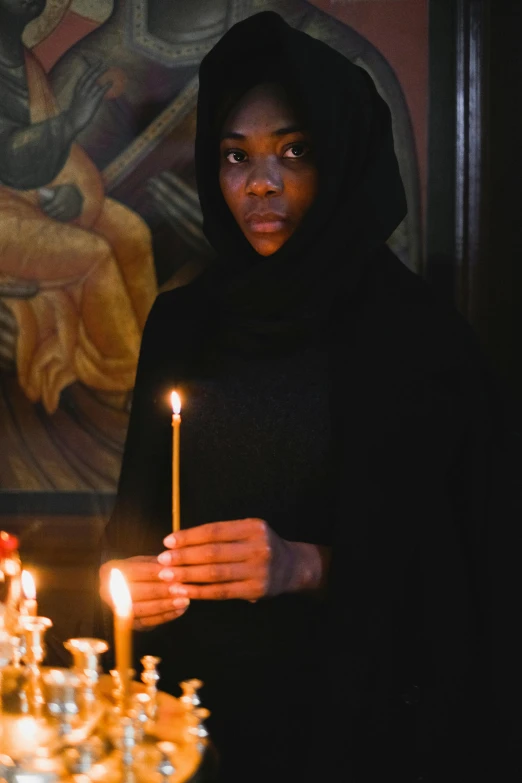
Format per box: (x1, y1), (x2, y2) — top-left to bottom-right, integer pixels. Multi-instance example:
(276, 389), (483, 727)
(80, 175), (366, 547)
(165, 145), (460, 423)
(194, 11), (407, 332)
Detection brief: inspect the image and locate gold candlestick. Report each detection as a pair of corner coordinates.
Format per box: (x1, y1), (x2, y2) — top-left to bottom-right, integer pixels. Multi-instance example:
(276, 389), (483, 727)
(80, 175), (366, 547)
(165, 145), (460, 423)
(64, 637), (109, 719)
(109, 569), (133, 714)
(140, 655), (161, 721)
(19, 615), (52, 717)
(170, 391), (181, 533)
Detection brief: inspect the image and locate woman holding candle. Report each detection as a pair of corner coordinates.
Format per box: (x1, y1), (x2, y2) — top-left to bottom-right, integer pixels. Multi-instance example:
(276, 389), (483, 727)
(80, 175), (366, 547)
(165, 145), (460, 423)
(100, 12), (520, 783)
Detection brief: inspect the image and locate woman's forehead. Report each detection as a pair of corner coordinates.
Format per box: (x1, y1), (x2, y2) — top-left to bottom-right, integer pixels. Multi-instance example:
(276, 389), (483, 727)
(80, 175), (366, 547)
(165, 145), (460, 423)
(220, 82), (301, 136)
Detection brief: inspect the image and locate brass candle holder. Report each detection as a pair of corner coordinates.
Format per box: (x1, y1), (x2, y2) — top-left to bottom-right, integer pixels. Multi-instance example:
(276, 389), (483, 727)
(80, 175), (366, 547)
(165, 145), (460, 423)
(140, 655), (161, 721)
(64, 637), (108, 719)
(179, 679), (203, 711)
(42, 667), (81, 738)
(0, 579), (210, 783)
(19, 615), (52, 718)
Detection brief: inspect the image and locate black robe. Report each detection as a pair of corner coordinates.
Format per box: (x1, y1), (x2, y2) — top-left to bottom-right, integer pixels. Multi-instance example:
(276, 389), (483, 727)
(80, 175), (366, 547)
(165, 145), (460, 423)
(104, 12), (521, 782)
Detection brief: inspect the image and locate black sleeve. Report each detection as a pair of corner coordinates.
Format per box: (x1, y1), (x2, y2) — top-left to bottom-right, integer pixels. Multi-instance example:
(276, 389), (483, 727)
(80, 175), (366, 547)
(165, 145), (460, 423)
(326, 348), (522, 780)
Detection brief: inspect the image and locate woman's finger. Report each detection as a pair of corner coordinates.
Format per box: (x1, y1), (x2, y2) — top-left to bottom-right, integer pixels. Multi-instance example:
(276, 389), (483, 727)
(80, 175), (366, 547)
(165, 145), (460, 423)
(99, 558), (164, 603)
(133, 596), (190, 619)
(116, 561), (164, 582)
(162, 562), (256, 585)
(161, 518), (266, 552)
(131, 580), (172, 603)
(159, 541), (254, 567)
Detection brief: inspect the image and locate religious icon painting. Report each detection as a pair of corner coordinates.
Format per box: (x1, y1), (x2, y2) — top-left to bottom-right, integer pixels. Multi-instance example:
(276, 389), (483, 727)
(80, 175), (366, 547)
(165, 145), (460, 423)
(0, 0), (427, 501)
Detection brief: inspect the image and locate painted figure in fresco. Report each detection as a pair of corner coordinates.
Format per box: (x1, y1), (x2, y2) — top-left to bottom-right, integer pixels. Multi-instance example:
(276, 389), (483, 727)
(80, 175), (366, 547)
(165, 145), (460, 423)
(48, 0), (421, 283)
(0, 0), (157, 416)
(0, 0), (420, 491)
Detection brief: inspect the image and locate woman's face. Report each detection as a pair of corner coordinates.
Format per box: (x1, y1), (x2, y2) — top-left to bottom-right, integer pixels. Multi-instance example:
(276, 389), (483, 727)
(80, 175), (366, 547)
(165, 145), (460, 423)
(219, 82), (318, 256)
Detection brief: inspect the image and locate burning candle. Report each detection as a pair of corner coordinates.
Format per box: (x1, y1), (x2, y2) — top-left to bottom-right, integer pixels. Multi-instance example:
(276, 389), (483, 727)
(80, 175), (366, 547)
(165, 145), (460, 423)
(170, 391), (181, 533)
(109, 568), (133, 711)
(21, 570), (37, 616)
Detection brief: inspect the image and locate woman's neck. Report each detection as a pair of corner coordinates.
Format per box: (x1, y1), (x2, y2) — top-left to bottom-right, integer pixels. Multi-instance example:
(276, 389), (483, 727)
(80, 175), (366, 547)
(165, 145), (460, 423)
(0, 22), (25, 68)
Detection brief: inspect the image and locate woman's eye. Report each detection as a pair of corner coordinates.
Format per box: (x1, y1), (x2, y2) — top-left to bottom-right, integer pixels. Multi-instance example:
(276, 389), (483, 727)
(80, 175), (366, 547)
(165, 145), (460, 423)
(224, 150), (247, 164)
(283, 142), (309, 159)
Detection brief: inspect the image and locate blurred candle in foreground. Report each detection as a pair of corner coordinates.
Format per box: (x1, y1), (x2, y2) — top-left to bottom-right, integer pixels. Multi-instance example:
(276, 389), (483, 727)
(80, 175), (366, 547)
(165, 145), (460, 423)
(21, 570), (37, 616)
(171, 391), (181, 533)
(109, 568), (133, 711)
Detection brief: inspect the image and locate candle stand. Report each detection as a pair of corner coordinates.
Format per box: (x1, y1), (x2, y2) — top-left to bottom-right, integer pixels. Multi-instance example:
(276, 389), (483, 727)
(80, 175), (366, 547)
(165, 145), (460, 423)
(0, 615), (209, 782)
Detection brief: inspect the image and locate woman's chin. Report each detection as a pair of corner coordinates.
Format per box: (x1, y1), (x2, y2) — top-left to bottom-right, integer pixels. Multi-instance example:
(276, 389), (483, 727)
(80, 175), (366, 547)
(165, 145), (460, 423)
(247, 233), (288, 257)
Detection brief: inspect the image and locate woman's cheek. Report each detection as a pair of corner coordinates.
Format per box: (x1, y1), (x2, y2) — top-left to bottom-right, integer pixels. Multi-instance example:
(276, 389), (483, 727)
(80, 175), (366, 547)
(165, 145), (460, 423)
(220, 173), (244, 221)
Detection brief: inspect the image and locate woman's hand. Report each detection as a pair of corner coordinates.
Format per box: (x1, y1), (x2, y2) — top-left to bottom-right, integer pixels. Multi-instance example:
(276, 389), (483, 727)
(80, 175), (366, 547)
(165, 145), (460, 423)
(157, 518), (329, 602)
(99, 556), (190, 630)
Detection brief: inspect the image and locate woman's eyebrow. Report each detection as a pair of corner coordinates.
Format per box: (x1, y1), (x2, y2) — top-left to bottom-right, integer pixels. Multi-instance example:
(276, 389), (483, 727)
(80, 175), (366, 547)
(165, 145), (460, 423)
(220, 131), (247, 141)
(220, 125), (304, 141)
(272, 124), (303, 137)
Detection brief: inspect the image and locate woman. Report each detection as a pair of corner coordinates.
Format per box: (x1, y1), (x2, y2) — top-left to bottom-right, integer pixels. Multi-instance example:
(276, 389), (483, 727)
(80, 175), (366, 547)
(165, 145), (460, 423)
(100, 12), (520, 782)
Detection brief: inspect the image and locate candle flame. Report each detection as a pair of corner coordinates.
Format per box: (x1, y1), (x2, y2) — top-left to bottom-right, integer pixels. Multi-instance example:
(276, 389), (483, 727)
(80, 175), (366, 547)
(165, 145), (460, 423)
(21, 570), (36, 600)
(170, 390), (181, 415)
(109, 568), (133, 618)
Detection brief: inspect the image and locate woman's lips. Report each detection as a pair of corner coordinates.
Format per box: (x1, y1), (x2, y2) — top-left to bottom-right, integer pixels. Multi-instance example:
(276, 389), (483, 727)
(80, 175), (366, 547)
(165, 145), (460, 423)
(245, 213), (287, 233)
(248, 220), (286, 233)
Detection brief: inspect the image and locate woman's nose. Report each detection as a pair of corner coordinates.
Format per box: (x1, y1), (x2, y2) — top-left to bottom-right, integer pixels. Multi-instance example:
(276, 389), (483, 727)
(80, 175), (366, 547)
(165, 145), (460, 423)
(246, 159), (283, 197)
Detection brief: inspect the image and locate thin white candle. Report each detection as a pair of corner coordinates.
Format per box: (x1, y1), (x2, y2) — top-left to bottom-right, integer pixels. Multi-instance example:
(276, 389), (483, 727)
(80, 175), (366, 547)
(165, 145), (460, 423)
(170, 391), (181, 533)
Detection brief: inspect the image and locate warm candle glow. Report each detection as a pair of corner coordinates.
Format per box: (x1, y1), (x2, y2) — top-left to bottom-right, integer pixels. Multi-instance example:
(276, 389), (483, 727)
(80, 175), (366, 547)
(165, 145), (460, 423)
(109, 568), (132, 618)
(22, 570), (36, 601)
(170, 390), (181, 415)
(21, 569), (37, 616)
(109, 568), (133, 713)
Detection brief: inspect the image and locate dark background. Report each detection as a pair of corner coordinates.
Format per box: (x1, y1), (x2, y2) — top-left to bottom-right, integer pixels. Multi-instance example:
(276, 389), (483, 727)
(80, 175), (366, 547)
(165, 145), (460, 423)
(427, 0), (521, 402)
(482, 0), (521, 400)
